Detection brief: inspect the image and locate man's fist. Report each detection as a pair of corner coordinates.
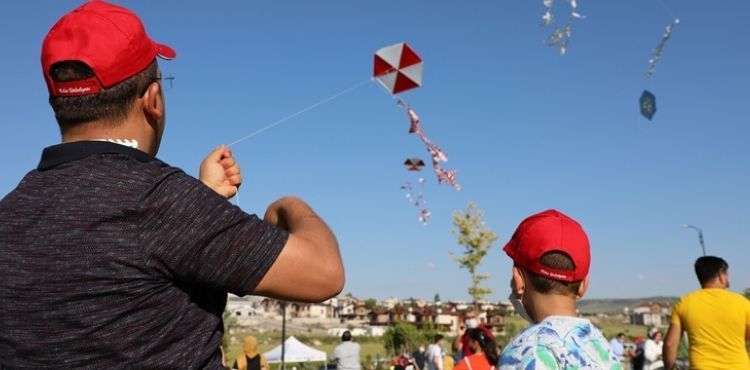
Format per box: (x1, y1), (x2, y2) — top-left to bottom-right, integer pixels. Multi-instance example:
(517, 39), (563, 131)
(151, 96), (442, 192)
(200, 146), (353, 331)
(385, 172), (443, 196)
(199, 145), (242, 199)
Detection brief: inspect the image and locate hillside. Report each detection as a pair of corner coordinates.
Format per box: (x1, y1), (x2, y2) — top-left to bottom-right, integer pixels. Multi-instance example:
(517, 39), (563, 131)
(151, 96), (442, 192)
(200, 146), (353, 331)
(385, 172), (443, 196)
(577, 296), (677, 314)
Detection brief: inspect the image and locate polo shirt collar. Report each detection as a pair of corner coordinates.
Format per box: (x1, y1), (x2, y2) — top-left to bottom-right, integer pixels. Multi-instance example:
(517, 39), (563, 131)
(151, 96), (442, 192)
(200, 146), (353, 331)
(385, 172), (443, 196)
(38, 141), (157, 170)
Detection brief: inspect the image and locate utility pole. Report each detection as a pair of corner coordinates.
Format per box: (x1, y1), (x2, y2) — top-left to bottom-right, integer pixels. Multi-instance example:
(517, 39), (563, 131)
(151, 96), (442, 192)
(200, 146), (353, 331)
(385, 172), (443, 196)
(682, 224), (706, 256)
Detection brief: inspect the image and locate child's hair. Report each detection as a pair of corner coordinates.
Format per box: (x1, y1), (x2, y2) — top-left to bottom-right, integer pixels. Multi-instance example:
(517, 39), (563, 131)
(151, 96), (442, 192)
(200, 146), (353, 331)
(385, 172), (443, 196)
(526, 251), (582, 296)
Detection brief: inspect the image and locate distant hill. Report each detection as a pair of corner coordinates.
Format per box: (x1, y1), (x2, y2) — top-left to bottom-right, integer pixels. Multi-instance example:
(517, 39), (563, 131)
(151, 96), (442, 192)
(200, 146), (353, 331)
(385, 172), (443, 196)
(577, 296), (678, 314)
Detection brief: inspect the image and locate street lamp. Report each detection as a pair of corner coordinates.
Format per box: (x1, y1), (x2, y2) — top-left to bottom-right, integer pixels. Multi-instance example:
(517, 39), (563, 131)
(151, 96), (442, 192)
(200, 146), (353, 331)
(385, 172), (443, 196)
(682, 224), (706, 256)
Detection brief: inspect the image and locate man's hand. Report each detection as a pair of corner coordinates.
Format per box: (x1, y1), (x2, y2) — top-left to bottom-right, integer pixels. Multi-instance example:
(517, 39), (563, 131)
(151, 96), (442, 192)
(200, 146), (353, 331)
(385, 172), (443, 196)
(199, 145), (242, 199)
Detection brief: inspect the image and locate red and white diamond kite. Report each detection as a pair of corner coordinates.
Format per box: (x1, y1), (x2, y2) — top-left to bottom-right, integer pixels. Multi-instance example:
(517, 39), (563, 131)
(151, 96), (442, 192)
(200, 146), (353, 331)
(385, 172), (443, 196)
(373, 42), (423, 94)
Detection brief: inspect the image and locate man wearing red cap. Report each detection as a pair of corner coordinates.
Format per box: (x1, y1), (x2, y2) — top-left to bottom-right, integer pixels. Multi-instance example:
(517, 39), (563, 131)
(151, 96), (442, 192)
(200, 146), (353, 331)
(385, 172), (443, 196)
(498, 210), (622, 370)
(0, 1), (343, 369)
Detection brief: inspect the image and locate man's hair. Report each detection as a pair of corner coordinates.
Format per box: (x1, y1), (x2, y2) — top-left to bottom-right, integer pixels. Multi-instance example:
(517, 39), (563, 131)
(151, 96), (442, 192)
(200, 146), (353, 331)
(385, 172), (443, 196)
(342, 330), (352, 342)
(617, 332), (625, 339)
(694, 256), (728, 285)
(526, 251), (582, 296)
(434, 334), (443, 343)
(48, 60), (158, 133)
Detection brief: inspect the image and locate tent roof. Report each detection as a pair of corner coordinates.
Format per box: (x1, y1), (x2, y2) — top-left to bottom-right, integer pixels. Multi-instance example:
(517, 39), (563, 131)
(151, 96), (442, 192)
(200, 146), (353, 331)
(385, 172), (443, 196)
(263, 336), (327, 364)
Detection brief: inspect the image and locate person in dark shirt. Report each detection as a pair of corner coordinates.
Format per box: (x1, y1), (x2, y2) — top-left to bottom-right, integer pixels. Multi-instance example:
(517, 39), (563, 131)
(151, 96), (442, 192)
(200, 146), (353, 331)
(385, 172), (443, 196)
(0, 1), (344, 369)
(412, 345), (426, 370)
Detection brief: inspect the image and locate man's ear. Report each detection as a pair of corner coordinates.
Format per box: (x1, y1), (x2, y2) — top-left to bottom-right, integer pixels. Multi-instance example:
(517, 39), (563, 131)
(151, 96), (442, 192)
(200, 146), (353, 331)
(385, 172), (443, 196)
(141, 82), (163, 125)
(511, 266), (525, 297)
(576, 275), (590, 299)
(718, 271), (729, 287)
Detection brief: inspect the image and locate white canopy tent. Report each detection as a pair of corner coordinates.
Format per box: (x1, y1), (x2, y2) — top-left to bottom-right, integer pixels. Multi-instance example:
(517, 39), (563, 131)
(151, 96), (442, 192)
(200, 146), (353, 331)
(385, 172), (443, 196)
(264, 336), (327, 366)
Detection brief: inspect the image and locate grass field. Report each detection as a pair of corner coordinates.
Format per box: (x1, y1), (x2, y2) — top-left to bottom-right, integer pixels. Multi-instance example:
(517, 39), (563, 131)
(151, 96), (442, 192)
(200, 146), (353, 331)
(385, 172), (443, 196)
(224, 332), (390, 369)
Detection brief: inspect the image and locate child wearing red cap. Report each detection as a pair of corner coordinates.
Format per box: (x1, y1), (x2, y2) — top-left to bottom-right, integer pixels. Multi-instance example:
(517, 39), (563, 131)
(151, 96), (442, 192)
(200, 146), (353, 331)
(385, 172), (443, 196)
(498, 210), (622, 370)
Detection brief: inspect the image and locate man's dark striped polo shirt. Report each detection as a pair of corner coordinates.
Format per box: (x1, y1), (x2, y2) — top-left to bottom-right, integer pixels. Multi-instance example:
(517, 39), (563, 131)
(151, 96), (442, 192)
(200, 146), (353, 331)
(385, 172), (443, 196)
(0, 141), (288, 369)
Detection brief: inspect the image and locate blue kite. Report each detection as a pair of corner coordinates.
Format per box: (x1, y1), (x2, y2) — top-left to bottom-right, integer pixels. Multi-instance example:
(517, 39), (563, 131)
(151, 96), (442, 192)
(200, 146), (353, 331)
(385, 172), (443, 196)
(640, 90), (657, 120)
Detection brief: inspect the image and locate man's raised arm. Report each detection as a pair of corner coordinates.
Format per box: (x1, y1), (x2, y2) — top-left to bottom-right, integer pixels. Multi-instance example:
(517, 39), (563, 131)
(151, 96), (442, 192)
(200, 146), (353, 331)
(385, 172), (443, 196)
(254, 196), (344, 302)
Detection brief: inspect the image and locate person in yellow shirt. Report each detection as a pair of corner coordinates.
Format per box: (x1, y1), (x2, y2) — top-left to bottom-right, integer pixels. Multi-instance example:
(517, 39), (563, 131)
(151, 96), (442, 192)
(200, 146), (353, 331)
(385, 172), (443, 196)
(443, 351), (455, 370)
(663, 256), (750, 370)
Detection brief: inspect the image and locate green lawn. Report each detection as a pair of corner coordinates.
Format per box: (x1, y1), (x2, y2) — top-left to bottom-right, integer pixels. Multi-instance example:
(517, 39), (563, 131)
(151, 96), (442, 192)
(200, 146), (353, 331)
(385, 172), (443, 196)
(224, 334), (389, 369)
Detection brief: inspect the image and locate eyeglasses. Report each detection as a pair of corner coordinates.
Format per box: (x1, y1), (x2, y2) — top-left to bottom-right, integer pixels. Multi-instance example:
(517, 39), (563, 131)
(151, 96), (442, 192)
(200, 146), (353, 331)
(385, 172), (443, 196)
(139, 75), (175, 97)
(158, 76), (175, 90)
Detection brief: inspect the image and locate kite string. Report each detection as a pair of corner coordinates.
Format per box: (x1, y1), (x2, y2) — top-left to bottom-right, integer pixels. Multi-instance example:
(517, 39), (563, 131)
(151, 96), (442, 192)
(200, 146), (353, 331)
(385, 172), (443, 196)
(228, 78), (374, 147)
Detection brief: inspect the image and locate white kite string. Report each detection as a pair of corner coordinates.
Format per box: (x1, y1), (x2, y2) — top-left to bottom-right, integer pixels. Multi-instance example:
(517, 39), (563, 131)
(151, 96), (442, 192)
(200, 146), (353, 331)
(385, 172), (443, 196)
(227, 78), (374, 146)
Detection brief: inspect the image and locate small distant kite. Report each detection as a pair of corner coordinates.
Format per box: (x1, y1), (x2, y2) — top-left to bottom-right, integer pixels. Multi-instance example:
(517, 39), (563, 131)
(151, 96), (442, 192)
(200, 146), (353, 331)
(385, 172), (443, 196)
(404, 158), (426, 171)
(541, 0), (585, 55)
(374, 42), (423, 94)
(646, 19), (680, 78)
(640, 90), (657, 120)
(401, 179), (431, 225)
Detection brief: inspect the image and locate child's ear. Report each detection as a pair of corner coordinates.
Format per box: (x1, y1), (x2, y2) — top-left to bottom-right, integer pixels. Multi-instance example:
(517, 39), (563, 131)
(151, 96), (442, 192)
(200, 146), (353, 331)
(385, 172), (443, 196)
(576, 276), (590, 299)
(511, 266), (525, 296)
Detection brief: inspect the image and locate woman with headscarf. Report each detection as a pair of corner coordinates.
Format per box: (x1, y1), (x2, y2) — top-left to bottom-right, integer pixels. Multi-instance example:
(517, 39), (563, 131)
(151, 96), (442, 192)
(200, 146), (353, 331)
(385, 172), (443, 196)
(453, 328), (498, 370)
(643, 328), (664, 370)
(233, 336), (269, 370)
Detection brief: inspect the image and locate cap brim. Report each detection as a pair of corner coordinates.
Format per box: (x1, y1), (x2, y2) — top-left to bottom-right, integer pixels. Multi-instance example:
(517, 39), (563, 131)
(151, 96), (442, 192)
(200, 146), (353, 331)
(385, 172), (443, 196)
(156, 43), (176, 60)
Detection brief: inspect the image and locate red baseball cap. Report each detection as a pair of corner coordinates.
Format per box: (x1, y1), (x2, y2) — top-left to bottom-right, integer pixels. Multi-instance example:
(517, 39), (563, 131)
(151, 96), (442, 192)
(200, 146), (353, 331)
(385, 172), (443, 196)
(41, 1), (176, 97)
(503, 209), (590, 282)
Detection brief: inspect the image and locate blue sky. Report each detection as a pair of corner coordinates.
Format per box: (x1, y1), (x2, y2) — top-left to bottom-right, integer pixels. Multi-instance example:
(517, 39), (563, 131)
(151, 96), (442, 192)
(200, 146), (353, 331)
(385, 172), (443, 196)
(1, 1), (748, 301)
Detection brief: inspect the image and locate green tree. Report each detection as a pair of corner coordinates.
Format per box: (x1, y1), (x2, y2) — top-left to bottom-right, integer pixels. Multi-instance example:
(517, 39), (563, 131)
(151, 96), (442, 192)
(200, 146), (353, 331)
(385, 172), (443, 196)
(419, 322), (439, 345)
(434, 293), (441, 304)
(451, 202), (498, 306)
(744, 288), (750, 300)
(364, 298), (378, 309)
(222, 307), (237, 354)
(382, 322), (422, 355)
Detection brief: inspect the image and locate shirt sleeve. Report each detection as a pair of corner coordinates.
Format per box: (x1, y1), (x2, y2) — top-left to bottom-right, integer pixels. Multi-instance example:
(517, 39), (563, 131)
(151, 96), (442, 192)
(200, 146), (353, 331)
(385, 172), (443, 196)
(670, 297), (684, 326)
(138, 170), (288, 296)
